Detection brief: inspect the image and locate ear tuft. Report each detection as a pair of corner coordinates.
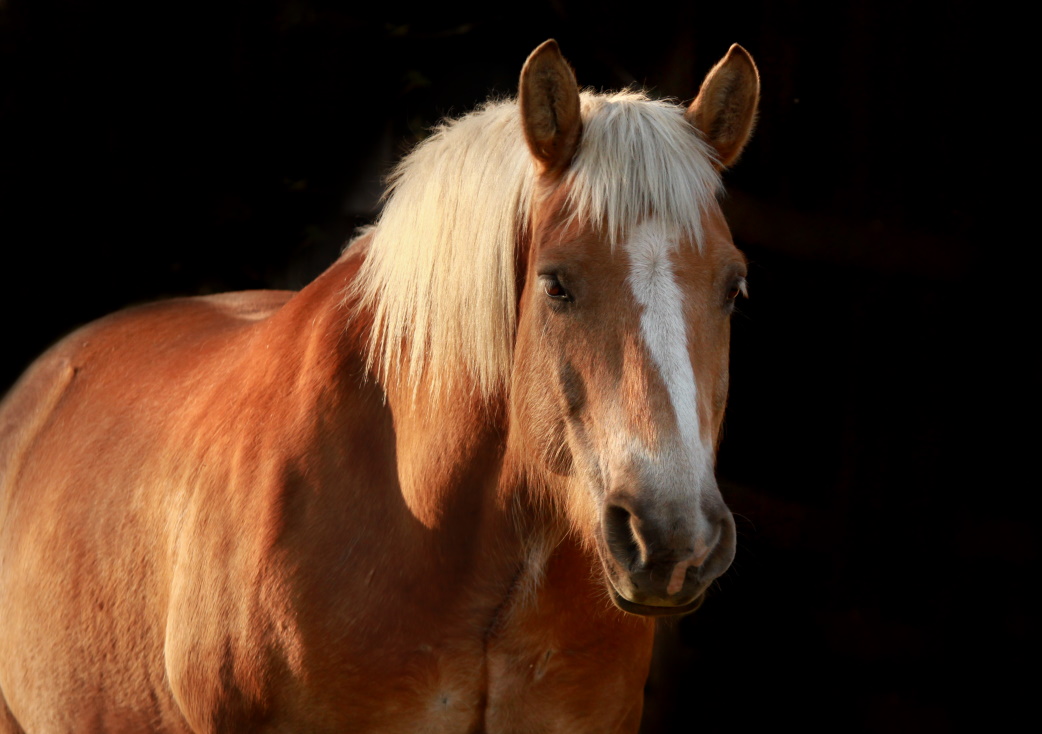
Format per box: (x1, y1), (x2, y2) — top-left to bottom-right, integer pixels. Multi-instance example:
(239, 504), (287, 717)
(685, 44), (760, 169)
(519, 39), (583, 173)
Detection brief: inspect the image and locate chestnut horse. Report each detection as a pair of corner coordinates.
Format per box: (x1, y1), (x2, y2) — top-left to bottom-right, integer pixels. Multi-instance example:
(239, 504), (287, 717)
(0, 40), (759, 732)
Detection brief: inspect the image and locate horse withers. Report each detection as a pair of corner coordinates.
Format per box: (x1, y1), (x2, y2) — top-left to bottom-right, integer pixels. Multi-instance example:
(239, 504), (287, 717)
(0, 40), (759, 733)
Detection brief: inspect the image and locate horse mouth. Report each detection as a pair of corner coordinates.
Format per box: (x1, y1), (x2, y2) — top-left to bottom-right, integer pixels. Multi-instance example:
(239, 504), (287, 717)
(606, 583), (705, 617)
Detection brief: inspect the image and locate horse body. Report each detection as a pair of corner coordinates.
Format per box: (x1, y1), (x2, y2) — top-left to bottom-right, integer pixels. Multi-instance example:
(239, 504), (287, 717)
(0, 244), (650, 732)
(0, 41), (759, 732)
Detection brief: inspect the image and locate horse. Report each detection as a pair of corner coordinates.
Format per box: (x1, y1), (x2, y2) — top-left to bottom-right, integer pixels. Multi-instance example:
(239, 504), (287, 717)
(0, 39), (759, 733)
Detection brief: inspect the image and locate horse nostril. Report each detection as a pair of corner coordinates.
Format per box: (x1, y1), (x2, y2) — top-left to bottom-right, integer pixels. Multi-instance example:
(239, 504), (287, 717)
(604, 503), (642, 571)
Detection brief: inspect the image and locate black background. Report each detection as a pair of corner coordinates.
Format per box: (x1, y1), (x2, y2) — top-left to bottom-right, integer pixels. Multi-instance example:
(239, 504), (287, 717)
(1, 2), (1034, 732)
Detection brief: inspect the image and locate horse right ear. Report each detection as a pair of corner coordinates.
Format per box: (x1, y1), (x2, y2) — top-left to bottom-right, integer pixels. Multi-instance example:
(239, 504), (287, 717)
(519, 39), (582, 174)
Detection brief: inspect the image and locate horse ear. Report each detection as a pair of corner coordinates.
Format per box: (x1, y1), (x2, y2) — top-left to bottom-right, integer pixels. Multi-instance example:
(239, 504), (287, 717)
(519, 39), (582, 173)
(685, 44), (760, 169)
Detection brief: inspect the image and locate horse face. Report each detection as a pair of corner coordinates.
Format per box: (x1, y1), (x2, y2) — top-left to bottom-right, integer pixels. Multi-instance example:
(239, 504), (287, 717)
(514, 201), (745, 615)
(512, 40), (758, 615)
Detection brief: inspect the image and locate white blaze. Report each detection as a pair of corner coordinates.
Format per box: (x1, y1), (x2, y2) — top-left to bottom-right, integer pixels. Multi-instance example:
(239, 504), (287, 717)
(611, 220), (723, 598)
(625, 220), (713, 487)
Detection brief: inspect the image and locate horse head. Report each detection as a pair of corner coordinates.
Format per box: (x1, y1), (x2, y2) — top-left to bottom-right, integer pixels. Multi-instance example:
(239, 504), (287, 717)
(511, 40), (759, 616)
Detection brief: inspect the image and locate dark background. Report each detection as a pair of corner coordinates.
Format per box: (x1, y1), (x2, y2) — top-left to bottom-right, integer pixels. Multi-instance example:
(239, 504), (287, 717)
(1, 1), (1034, 732)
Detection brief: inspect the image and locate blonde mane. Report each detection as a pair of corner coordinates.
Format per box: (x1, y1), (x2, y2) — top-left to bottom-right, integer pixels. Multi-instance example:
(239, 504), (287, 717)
(352, 90), (722, 401)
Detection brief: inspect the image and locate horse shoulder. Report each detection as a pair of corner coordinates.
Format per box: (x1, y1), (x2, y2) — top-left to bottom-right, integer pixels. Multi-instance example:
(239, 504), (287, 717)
(159, 256), (405, 730)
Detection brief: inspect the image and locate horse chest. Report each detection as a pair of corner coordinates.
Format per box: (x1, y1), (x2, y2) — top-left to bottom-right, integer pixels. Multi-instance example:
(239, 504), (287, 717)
(415, 539), (653, 734)
(294, 542), (652, 733)
(480, 594), (655, 732)
(340, 643), (488, 734)
(330, 624), (648, 734)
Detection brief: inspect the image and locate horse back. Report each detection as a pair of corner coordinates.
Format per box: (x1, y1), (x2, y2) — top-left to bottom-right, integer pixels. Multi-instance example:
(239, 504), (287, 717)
(0, 287), (295, 519)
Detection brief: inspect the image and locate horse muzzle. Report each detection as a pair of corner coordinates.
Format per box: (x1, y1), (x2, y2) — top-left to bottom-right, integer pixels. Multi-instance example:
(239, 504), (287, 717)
(599, 491), (737, 616)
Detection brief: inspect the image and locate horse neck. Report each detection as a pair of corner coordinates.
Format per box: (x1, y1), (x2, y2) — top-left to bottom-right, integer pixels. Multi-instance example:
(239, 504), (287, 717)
(259, 237), (536, 552)
(384, 387), (504, 517)
(321, 242), (539, 583)
(379, 360), (552, 558)
(377, 365), (582, 639)
(293, 244), (639, 641)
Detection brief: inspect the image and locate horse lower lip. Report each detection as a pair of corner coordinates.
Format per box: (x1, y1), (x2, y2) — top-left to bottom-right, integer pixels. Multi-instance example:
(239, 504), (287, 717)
(607, 585), (704, 617)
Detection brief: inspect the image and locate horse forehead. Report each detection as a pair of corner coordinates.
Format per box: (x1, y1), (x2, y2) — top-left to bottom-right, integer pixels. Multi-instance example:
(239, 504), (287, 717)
(533, 207), (739, 294)
(623, 219), (731, 285)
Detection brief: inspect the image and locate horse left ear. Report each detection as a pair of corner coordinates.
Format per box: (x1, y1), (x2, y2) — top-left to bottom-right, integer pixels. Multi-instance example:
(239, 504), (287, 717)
(685, 44), (760, 169)
(519, 39), (582, 174)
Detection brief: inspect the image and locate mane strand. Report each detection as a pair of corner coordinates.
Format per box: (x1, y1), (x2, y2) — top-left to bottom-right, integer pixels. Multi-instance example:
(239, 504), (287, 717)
(352, 90), (721, 401)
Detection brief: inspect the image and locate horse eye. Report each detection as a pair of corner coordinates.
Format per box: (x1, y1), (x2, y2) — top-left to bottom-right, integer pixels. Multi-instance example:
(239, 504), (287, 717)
(726, 278), (748, 301)
(542, 276), (571, 301)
